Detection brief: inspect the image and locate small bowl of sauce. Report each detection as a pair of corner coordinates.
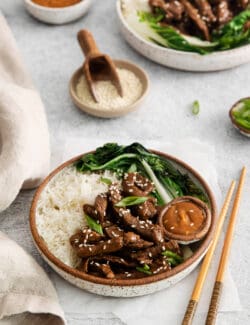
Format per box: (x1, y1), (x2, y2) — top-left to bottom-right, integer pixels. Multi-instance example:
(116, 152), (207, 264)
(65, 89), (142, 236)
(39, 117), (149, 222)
(158, 196), (211, 244)
(229, 97), (250, 138)
(24, 0), (92, 25)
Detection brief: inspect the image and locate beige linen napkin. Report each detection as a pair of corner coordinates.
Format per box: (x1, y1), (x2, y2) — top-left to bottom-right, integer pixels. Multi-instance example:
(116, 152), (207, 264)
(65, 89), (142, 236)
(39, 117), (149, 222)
(0, 232), (66, 325)
(0, 13), (50, 212)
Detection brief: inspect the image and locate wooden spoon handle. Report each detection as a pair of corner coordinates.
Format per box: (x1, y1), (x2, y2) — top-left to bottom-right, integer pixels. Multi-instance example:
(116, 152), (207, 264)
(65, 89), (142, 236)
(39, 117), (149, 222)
(77, 29), (100, 57)
(205, 281), (223, 325)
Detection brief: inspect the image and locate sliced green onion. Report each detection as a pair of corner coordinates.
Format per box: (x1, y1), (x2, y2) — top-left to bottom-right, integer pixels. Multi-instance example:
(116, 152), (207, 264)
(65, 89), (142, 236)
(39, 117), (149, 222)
(115, 196), (148, 207)
(192, 100), (200, 115)
(100, 177), (112, 186)
(85, 214), (103, 235)
(162, 250), (183, 263)
(136, 264), (152, 275)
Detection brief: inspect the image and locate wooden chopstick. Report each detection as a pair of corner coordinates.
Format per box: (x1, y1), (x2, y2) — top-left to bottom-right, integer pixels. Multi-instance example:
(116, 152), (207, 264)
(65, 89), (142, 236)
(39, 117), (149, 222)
(205, 167), (246, 325)
(182, 180), (236, 325)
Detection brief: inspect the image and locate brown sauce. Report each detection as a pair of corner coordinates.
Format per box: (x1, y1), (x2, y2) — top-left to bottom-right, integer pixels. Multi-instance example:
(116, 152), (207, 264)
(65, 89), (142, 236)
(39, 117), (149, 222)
(163, 201), (206, 236)
(32, 0), (81, 8)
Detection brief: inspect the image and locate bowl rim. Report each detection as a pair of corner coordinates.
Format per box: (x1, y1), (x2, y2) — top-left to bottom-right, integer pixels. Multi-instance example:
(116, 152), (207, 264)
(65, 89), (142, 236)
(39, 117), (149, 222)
(116, 0), (250, 58)
(24, 0), (90, 11)
(229, 97), (250, 135)
(69, 59), (150, 118)
(30, 149), (217, 287)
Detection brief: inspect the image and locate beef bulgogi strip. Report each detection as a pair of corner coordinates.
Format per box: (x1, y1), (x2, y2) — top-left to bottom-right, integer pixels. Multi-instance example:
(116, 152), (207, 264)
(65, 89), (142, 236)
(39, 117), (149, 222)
(149, 0), (250, 41)
(70, 172), (182, 279)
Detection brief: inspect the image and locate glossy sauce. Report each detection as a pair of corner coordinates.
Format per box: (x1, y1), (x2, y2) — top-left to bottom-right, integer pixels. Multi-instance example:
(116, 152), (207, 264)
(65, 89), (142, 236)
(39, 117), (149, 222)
(163, 201), (206, 236)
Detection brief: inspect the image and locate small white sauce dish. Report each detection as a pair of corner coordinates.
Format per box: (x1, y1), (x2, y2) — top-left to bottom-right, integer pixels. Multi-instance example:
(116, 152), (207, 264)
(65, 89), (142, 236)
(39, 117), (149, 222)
(24, 0), (92, 25)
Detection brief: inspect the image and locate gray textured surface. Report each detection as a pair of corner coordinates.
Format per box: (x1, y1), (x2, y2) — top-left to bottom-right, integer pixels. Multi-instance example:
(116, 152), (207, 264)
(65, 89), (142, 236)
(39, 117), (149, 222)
(0, 0), (250, 324)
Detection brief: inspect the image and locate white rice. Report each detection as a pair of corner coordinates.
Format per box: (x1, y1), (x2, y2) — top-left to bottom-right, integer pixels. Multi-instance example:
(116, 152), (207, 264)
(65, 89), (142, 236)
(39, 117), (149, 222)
(36, 165), (119, 268)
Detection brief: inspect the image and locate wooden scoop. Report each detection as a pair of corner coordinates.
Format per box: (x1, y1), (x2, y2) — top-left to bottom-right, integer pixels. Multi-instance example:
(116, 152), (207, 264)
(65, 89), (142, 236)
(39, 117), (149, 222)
(77, 29), (123, 103)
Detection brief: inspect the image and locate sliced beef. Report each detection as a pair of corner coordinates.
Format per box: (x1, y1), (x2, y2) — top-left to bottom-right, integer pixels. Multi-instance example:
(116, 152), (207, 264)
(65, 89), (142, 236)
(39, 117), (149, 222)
(82, 255), (137, 273)
(130, 240), (181, 264)
(70, 228), (103, 247)
(122, 173), (154, 197)
(83, 193), (108, 224)
(105, 225), (124, 238)
(118, 208), (164, 243)
(236, 0), (249, 10)
(151, 256), (171, 274)
(180, 0), (211, 40)
(124, 232), (154, 249)
(133, 197), (157, 220)
(214, 0), (232, 25)
(194, 0), (216, 24)
(74, 237), (123, 258)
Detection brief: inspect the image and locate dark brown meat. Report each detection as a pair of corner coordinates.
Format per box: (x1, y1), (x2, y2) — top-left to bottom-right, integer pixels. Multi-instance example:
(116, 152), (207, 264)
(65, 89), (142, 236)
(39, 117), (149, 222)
(82, 255), (137, 273)
(122, 173), (154, 197)
(105, 225), (124, 238)
(236, 0), (249, 10)
(94, 193), (108, 223)
(245, 20), (250, 30)
(119, 208), (165, 243)
(83, 193), (108, 224)
(74, 237), (123, 258)
(133, 197), (157, 220)
(130, 240), (181, 264)
(151, 256), (171, 274)
(194, 0), (216, 24)
(180, 0), (211, 40)
(214, 0), (232, 25)
(93, 263), (115, 279)
(150, 0), (185, 21)
(70, 228), (103, 248)
(124, 232), (154, 249)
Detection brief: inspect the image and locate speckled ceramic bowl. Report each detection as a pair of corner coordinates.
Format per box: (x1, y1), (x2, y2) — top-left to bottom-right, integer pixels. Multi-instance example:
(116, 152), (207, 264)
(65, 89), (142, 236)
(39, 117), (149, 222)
(24, 0), (92, 25)
(117, 0), (250, 72)
(229, 97), (250, 138)
(30, 150), (216, 297)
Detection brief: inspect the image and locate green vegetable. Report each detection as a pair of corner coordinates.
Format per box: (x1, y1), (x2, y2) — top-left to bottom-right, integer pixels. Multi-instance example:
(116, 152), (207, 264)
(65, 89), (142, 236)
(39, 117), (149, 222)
(162, 250), (183, 264)
(138, 9), (250, 55)
(128, 163), (137, 173)
(77, 142), (208, 205)
(100, 177), (112, 186)
(136, 264), (152, 275)
(115, 196), (148, 207)
(192, 100), (200, 115)
(85, 215), (103, 235)
(232, 98), (250, 130)
(166, 257), (178, 266)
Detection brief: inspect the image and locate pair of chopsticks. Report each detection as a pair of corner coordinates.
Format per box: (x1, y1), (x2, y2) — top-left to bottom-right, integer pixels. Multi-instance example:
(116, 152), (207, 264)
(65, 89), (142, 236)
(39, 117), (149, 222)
(182, 166), (246, 325)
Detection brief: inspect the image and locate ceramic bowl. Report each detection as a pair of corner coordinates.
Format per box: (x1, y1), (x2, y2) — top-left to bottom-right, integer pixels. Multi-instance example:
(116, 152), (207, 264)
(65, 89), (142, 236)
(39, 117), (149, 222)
(70, 60), (149, 118)
(30, 150), (216, 297)
(24, 0), (92, 25)
(116, 0), (250, 72)
(229, 97), (250, 138)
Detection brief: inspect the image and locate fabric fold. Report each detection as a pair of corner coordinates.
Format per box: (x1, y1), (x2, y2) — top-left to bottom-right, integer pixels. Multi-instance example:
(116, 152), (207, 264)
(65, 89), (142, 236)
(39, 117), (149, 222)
(0, 232), (66, 325)
(0, 13), (50, 212)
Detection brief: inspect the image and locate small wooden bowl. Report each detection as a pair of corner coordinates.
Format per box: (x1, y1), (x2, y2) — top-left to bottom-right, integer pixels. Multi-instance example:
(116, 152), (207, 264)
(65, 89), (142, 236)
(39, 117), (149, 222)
(30, 150), (216, 297)
(229, 97), (250, 138)
(158, 196), (212, 245)
(69, 60), (149, 118)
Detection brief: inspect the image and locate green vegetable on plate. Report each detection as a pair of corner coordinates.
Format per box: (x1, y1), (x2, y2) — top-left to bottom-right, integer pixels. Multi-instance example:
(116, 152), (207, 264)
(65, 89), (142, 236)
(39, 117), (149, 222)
(85, 214), (104, 235)
(115, 196), (149, 207)
(136, 264), (152, 275)
(192, 100), (200, 115)
(138, 9), (250, 55)
(76, 142), (208, 205)
(232, 98), (250, 130)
